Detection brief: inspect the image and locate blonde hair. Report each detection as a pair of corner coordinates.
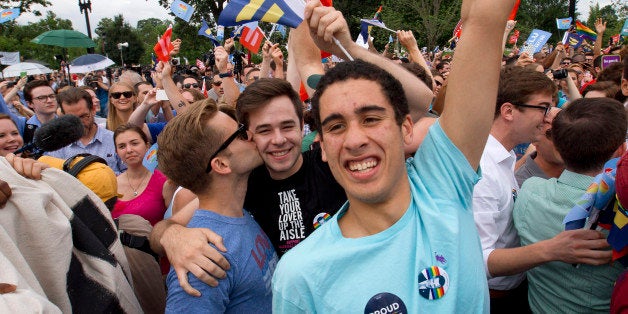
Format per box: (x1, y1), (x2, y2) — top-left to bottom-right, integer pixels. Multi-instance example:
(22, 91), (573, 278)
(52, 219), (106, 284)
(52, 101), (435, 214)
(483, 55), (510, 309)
(107, 82), (136, 131)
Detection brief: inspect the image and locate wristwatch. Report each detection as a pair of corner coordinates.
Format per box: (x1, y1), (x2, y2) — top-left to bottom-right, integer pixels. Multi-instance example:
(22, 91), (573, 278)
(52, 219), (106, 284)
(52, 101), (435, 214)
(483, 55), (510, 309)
(219, 71), (233, 78)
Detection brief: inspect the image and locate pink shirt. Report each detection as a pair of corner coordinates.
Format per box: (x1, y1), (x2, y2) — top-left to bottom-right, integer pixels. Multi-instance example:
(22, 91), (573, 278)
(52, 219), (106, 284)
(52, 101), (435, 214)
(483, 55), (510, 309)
(113, 170), (168, 226)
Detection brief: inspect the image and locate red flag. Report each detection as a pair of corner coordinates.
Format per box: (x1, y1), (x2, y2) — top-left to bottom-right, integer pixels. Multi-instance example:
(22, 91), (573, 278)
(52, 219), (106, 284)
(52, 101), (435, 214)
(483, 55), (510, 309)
(299, 81), (309, 102)
(195, 59), (206, 72)
(154, 26), (174, 62)
(611, 34), (620, 45)
(508, 0), (521, 20)
(453, 19), (462, 39)
(201, 78), (208, 98)
(240, 26), (264, 54)
(508, 29), (520, 45)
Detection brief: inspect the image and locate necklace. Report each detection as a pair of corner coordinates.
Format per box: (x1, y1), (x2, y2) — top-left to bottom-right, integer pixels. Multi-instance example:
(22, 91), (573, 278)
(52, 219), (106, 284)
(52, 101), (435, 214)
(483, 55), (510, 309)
(127, 170), (149, 197)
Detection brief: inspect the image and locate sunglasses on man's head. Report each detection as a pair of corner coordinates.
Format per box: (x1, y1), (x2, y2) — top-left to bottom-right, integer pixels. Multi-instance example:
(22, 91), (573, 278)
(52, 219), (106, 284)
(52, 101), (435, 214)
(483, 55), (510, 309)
(183, 83), (199, 88)
(111, 91), (134, 99)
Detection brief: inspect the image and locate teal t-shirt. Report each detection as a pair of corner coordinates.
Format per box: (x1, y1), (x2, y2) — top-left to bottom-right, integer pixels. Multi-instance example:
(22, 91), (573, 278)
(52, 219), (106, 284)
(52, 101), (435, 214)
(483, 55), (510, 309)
(272, 121), (488, 313)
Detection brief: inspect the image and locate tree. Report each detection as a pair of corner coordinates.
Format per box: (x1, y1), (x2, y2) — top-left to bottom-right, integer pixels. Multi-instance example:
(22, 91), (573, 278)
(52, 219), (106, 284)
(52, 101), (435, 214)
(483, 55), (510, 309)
(1, 0), (51, 16)
(94, 15), (145, 66)
(0, 12), (83, 68)
(586, 4), (621, 45)
(515, 0), (575, 46)
(135, 18), (171, 64)
(385, 0), (461, 50)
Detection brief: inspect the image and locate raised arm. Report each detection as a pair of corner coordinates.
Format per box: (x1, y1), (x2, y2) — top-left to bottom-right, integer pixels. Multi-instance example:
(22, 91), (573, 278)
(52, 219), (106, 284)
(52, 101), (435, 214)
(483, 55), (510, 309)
(438, 0), (515, 169)
(214, 46), (240, 107)
(304, 3), (433, 122)
(157, 61), (190, 114)
(398, 30), (434, 84)
(290, 22), (324, 98)
(593, 18), (606, 60)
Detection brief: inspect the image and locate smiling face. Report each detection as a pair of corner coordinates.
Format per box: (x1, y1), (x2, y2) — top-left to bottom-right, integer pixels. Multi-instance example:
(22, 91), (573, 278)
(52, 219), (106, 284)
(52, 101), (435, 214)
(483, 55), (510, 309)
(318, 79), (412, 205)
(248, 95), (303, 180)
(0, 118), (23, 157)
(109, 84), (136, 113)
(115, 129), (149, 167)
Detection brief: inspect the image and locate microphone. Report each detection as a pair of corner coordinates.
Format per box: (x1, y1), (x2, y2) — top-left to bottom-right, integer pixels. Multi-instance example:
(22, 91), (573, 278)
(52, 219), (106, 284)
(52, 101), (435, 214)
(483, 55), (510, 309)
(15, 115), (84, 154)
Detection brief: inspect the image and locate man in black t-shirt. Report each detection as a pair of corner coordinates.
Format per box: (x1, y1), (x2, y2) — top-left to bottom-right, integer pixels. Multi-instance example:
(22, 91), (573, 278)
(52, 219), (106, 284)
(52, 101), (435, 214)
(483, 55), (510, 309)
(238, 79), (346, 255)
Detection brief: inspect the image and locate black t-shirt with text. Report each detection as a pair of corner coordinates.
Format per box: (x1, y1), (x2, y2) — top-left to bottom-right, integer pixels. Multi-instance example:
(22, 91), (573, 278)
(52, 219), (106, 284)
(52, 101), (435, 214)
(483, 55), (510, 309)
(244, 147), (346, 257)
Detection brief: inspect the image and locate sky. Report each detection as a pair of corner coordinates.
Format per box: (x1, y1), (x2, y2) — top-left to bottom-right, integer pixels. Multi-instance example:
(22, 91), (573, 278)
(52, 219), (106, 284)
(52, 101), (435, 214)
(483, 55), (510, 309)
(14, 0), (616, 37)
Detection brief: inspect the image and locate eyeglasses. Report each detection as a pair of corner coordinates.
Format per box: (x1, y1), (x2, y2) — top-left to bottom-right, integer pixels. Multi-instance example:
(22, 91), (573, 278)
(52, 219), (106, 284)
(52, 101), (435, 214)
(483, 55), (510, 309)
(212, 81), (222, 86)
(34, 94), (56, 102)
(205, 124), (250, 173)
(111, 91), (134, 99)
(514, 103), (550, 116)
(561, 61), (571, 65)
(183, 83), (199, 88)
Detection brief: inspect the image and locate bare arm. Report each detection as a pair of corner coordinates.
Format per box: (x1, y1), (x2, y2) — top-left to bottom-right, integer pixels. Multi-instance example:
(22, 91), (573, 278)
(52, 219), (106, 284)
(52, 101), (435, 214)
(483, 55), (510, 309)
(290, 22), (324, 98)
(438, 0), (515, 169)
(149, 202), (230, 297)
(502, 20), (516, 51)
(157, 61), (190, 115)
(259, 41), (273, 79)
(214, 46), (240, 107)
(398, 30), (433, 84)
(593, 18), (606, 60)
(127, 89), (157, 141)
(304, 4), (433, 122)
(488, 229), (611, 276)
(271, 44), (285, 80)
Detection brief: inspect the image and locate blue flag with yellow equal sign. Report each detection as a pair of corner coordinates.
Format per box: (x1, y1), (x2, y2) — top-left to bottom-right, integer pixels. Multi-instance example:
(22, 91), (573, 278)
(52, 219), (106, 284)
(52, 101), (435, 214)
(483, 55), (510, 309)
(218, 0), (305, 28)
(171, 0), (194, 23)
(198, 19), (220, 46)
(0, 8), (20, 24)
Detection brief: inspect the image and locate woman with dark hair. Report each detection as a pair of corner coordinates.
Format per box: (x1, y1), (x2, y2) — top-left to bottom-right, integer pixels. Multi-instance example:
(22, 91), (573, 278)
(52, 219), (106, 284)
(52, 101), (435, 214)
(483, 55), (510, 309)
(112, 124), (174, 225)
(0, 114), (24, 157)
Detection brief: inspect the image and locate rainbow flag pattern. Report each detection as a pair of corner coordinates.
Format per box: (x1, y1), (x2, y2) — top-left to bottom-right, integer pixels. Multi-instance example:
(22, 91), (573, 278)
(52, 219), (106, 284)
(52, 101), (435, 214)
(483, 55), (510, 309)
(575, 20), (597, 41)
(418, 266), (449, 300)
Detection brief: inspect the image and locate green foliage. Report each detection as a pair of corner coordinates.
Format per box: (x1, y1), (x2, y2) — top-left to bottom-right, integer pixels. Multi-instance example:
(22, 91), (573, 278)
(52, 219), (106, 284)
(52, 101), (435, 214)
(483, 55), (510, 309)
(515, 0), (574, 45)
(94, 15), (145, 66)
(0, 12), (85, 68)
(134, 18), (171, 64)
(1, 0), (51, 16)
(586, 4), (621, 45)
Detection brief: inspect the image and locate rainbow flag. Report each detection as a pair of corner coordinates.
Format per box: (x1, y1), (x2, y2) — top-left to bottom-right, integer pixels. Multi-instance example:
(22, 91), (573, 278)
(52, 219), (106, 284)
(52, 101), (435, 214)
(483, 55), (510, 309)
(0, 8), (20, 24)
(575, 20), (597, 41)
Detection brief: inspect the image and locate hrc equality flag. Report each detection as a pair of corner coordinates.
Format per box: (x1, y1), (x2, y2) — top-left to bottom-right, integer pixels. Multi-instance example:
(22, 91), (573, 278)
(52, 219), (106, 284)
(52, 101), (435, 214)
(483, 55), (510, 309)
(575, 20), (597, 41)
(198, 19), (220, 46)
(171, 0), (194, 22)
(218, 0), (305, 28)
(556, 17), (572, 30)
(0, 8), (20, 24)
(240, 24), (265, 53)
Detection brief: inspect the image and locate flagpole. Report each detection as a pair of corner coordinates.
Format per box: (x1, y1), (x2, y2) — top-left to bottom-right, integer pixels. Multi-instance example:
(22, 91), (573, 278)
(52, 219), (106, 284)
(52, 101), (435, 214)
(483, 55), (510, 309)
(268, 24), (277, 41)
(297, 0), (354, 61)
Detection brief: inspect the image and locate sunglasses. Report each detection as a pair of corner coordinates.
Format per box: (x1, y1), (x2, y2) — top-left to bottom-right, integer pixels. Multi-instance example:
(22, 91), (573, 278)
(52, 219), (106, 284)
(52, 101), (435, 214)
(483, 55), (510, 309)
(434, 80), (443, 87)
(205, 124), (250, 173)
(212, 81), (222, 86)
(111, 91), (134, 99)
(561, 61), (571, 65)
(514, 103), (550, 116)
(183, 83), (199, 88)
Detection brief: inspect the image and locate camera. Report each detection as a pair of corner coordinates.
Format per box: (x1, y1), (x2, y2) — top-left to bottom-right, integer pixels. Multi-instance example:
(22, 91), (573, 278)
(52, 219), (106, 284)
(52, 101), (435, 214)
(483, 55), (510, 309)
(170, 58), (180, 66)
(552, 69), (568, 80)
(232, 50), (245, 76)
(203, 52), (215, 68)
(84, 74), (99, 89)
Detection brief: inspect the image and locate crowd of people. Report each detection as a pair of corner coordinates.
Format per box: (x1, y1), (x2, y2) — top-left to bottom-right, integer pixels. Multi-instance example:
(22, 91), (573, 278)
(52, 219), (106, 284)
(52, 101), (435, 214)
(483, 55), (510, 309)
(0, 0), (627, 312)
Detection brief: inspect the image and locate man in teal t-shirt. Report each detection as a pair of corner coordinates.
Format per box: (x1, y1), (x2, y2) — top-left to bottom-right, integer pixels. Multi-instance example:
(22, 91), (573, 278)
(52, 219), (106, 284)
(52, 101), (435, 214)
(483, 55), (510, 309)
(271, 0), (517, 311)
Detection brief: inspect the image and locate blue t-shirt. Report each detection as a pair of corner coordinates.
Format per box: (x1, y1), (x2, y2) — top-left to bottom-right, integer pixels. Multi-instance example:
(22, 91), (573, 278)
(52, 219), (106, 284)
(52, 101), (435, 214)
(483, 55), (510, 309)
(272, 121), (488, 313)
(166, 209), (278, 314)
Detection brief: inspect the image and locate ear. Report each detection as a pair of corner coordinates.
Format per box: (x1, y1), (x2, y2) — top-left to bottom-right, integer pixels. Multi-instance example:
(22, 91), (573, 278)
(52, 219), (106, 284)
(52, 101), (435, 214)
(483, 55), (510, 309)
(621, 78), (628, 97)
(613, 142), (627, 159)
(401, 115), (414, 146)
(209, 156), (232, 175)
(500, 102), (515, 122)
(320, 136), (328, 162)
